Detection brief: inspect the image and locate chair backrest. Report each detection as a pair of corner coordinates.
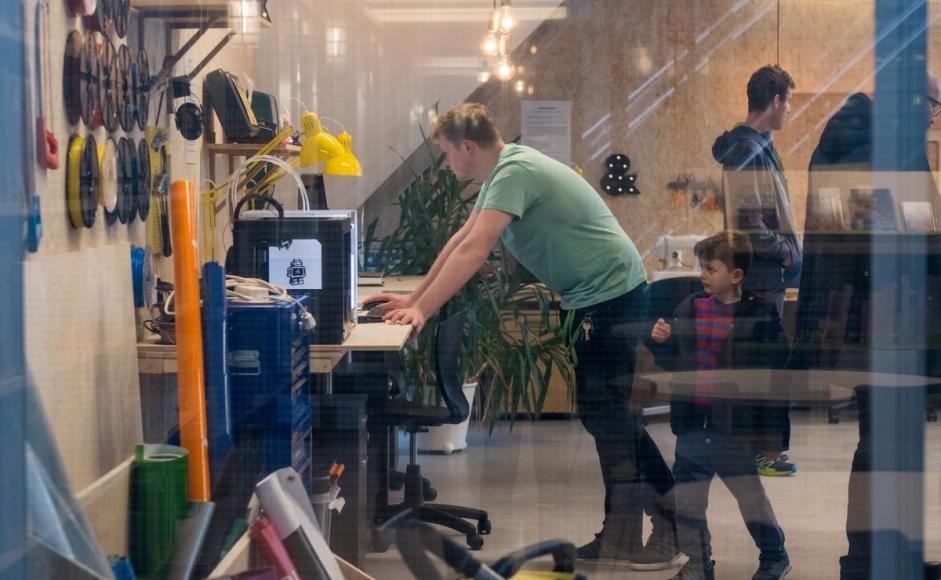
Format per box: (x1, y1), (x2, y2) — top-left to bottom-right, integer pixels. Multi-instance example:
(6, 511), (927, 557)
(647, 276), (703, 322)
(434, 310), (469, 424)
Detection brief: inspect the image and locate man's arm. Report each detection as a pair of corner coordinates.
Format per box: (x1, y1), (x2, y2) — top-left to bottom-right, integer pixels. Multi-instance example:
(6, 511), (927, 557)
(409, 209), (480, 303)
(384, 209), (513, 331)
(363, 210), (479, 309)
(728, 166), (797, 268)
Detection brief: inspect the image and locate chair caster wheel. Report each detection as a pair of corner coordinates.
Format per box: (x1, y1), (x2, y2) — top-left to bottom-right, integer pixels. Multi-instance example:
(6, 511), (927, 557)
(828, 414), (840, 424)
(372, 531), (391, 552)
(423, 485), (438, 502)
(477, 518), (492, 535)
(467, 534), (484, 550)
(928, 410), (938, 422)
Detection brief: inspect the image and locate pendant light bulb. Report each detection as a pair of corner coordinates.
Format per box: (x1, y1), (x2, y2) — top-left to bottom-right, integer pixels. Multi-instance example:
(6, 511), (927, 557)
(498, 0), (515, 33)
(496, 58), (514, 81)
(480, 31), (499, 56)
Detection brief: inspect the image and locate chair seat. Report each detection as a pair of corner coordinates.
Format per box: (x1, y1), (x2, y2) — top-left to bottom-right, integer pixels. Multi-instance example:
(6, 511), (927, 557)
(384, 399), (455, 428)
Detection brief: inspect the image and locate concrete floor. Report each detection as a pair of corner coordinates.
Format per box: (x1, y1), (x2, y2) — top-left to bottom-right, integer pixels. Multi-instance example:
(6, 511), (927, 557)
(361, 408), (941, 579)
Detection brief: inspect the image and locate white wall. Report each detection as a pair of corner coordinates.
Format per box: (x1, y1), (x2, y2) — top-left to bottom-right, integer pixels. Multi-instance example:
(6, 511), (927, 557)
(246, 0), (563, 210)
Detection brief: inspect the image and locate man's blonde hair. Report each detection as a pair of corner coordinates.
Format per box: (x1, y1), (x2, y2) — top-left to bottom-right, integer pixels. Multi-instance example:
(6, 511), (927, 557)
(431, 102), (502, 149)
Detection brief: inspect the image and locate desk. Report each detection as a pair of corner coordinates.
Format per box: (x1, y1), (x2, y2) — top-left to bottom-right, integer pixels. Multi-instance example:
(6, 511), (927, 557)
(638, 369), (941, 403)
(359, 275), (423, 295)
(137, 322), (411, 440)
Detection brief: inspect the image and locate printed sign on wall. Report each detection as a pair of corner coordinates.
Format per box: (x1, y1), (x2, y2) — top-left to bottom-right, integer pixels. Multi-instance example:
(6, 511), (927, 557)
(522, 100), (572, 165)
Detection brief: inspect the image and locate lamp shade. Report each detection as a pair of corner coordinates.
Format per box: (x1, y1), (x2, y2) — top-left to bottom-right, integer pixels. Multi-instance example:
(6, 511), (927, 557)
(299, 111), (344, 167)
(325, 132), (363, 176)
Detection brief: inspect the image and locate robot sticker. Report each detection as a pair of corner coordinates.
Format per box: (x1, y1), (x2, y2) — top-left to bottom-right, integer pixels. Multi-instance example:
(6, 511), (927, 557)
(268, 239), (322, 290)
(287, 258), (307, 286)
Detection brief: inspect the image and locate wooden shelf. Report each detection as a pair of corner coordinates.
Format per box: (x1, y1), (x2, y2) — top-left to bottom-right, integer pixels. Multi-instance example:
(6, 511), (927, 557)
(205, 142), (299, 157)
(132, 0), (272, 29)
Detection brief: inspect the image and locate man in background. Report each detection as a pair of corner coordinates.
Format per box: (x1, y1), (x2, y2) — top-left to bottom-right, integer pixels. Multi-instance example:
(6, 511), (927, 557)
(713, 65), (803, 477)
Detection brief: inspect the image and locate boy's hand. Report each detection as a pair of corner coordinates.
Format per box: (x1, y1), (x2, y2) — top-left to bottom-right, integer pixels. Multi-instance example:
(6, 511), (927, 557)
(651, 318), (672, 343)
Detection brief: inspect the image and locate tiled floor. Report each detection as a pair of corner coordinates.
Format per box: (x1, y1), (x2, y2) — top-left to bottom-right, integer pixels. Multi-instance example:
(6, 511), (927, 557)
(361, 408), (941, 579)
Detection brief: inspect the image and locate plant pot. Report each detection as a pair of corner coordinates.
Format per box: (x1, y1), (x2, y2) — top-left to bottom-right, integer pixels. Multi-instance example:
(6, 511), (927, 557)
(418, 383), (477, 454)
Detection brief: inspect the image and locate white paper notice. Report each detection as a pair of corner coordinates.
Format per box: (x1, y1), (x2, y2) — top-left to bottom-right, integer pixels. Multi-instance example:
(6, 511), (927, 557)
(268, 239), (323, 290)
(522, 101), (572, 165)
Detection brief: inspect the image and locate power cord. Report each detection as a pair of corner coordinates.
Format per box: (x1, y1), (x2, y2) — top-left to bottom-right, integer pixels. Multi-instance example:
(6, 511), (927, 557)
(163, 274), (317, 332)
(224, 274), (317, 332)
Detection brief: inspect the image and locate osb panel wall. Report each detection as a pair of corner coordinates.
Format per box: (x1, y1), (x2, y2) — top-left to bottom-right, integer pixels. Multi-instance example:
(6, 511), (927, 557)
(453, 0), (941, 273)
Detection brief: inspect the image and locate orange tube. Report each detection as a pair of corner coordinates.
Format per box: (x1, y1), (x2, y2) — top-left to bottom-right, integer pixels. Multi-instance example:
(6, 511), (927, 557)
(170, 180), (211, 501)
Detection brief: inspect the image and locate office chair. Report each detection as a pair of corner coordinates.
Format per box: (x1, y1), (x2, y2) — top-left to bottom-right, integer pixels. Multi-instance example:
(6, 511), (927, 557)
(396, 521), (585, 580)
(638, 276), (704, 421)
(373, 310), (491, 551)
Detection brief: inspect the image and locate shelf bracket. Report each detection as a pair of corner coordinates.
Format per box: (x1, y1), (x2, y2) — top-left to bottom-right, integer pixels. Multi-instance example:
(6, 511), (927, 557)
(149, 16), (230, 96)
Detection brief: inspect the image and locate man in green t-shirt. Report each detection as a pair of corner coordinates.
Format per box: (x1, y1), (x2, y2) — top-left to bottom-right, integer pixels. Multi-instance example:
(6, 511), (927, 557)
(367, 103), (680, 569)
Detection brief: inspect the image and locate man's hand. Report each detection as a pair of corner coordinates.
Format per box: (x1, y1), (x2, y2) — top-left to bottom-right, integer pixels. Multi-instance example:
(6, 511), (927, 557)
(362, 293), (412, 311)
(384, 306), (429, 333)
(651, 318), (672, 344)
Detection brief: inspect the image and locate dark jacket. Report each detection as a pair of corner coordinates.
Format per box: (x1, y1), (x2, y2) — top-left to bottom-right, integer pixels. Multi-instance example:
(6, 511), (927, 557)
(808, 92), (875, 169)
(645, 291), (790, 449)
(713, 125), (802, 290)
(808, 91), (932, 172)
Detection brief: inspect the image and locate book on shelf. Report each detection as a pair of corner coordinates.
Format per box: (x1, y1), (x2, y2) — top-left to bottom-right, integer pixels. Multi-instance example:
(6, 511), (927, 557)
(848, 188), (896, 231)
(901, 200), (936, 233)
(808, 187), (846, 231)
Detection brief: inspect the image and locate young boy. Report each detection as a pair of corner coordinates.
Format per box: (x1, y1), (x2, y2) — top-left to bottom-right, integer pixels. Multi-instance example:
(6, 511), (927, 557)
(648, 231), (790, 580)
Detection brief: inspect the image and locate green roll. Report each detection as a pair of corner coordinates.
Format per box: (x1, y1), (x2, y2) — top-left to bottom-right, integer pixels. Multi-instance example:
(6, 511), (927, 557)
(128, 444), (188, 580)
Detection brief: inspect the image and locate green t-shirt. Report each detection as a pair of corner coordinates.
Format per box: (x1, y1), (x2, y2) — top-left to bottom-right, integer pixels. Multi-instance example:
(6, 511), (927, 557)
(475, 143), (646, 310)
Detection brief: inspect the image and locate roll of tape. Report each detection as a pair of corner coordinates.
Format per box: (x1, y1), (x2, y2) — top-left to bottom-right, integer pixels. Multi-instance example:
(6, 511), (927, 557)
(130, 245), (154, 308)
(137, 138), (151, 221)
(100, 137), (118, 216)
(79, 134), (99, 227)
(63, 30), (83, 126)
(66, 134), (84, 228)
(128, 443), (188, 578)
(127, 139), (139, 222)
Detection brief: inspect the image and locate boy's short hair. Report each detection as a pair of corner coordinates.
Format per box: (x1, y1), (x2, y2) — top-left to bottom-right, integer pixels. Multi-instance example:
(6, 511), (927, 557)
(695, 230), (753, 275)
(747, 65), (795, 112)
(431, 102), (502, 149)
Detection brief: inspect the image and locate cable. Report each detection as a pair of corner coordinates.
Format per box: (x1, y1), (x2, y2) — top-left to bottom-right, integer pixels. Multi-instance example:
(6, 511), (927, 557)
(319, 115), (348, 135)
(289, 96), (309, 119)
(224, 274), (317, 331)
(227, 154), (309, 216)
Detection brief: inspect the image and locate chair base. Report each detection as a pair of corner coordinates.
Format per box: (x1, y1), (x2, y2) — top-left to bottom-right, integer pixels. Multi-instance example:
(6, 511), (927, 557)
(373, 463), (490, 552)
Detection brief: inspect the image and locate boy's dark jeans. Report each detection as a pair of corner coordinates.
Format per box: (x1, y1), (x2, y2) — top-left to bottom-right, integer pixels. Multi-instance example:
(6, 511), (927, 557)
(674, 428), (786, 564)
(569, 283), (676, 552)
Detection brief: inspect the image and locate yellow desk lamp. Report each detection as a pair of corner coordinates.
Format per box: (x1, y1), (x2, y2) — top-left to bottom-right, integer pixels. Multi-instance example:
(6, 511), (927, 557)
(299, 111), (363, 176)
(245, 111), (362, 195)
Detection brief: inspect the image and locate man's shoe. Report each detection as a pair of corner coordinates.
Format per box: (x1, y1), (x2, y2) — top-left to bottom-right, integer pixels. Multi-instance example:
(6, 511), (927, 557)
(575, 533), (632, 565)
(668, 559), (716, 580)
(753, 552), (791, 579)
(757, 452), (797, 476)
(629, 535), (686, 571)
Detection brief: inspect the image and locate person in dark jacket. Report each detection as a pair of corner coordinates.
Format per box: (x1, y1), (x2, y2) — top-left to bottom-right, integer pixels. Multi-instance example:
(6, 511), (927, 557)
(805, 76), (941, 580)
(713, 64), (802, 477)
(648, 231), (791, 580)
